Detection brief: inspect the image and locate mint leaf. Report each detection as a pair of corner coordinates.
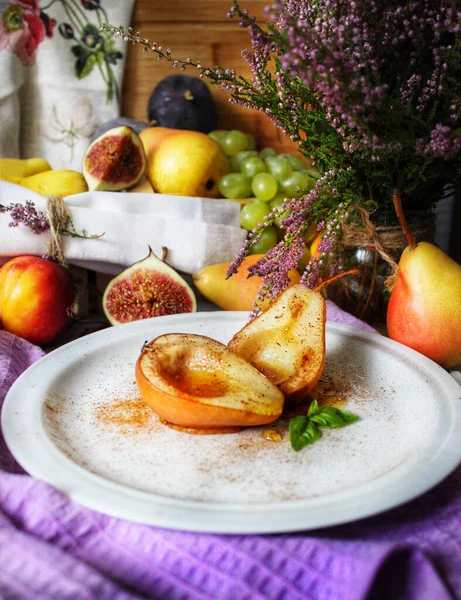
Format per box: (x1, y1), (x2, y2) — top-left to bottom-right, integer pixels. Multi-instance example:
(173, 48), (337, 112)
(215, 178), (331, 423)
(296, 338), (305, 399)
(289, 416), (321, 451)
(289, 402), (360, 451)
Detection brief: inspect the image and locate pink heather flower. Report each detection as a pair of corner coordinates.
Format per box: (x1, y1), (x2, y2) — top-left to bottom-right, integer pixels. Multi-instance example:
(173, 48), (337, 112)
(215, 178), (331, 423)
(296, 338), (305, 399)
(417, 124), (461, 160)
(0, 200), (49, 234)
(0, 0), (56, 66)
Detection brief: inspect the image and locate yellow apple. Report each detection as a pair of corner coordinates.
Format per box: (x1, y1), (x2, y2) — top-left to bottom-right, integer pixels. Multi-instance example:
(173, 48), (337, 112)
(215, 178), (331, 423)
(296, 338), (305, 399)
(145, 131), (229, 198)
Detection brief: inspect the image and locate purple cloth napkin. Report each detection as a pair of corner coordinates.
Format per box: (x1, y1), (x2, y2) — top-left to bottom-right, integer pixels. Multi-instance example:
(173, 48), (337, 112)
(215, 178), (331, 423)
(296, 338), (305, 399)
(1, 307), (460, 600)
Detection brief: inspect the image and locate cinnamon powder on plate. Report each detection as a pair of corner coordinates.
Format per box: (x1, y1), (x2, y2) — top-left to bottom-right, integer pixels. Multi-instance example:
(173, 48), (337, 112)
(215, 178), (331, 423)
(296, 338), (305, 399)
(95, 396), (155, 433)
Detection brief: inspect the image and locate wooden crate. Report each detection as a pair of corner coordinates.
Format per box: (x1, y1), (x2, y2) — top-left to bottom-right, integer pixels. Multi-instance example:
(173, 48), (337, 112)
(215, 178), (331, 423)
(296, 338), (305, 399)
(121, 0), (304, 156)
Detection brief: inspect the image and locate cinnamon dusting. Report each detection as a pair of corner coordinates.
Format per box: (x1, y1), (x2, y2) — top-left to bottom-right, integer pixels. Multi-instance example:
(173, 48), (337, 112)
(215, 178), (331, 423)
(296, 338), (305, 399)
(95, 396), (154, 432)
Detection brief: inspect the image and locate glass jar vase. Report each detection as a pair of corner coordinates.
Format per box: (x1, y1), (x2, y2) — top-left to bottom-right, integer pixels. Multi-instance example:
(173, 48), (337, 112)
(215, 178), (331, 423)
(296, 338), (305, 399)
(323, 209), (435, 331)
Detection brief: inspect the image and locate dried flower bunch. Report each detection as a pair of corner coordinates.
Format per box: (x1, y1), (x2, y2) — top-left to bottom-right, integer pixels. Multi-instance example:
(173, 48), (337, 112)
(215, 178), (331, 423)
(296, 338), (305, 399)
(102, 0), (461, 307)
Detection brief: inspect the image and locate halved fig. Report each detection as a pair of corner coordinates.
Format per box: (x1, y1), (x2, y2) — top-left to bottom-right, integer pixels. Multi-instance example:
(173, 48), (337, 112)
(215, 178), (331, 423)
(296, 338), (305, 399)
(136, 333), (284, 431)
(227, 284), (326, 402)
(103, 247), (196, 325)
(82, 126), (146, 191)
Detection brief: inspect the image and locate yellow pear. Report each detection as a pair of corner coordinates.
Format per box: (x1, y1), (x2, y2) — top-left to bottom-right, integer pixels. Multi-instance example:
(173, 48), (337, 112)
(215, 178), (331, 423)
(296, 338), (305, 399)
(387, 191), (461, 369)
(193, 254), (301, 312)
(139, 126), (181, 162)
(127, 176), (154, 193)
(146, 130), (229, 198)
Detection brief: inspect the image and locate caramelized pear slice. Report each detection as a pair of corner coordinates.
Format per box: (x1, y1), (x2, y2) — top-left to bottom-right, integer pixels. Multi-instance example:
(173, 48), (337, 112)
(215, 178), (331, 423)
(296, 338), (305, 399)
(136, 333), (284, 431)
(227, 284), (326, 402)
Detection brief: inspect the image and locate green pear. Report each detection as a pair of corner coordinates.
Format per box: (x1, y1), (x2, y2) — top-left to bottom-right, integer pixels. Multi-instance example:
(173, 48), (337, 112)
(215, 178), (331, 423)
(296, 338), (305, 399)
(386, 194), (461, 369)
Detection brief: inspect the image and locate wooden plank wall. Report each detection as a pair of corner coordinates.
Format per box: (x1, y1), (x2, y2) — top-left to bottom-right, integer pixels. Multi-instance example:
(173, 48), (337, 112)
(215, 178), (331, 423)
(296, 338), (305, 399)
(121, 0), (303, 155)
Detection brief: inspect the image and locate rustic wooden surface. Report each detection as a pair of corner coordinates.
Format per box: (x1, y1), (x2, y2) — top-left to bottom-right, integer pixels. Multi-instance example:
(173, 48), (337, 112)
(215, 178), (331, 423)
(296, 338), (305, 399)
(121, 0), (305, 156)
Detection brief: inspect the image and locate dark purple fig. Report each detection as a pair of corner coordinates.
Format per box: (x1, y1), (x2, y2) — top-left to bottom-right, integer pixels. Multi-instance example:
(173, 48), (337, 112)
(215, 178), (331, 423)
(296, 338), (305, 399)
(147, 75), (217, 133)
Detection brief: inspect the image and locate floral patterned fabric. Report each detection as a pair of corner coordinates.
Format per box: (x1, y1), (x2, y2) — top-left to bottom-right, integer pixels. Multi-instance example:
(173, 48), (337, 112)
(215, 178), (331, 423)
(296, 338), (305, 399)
(0, 0), (134, 168)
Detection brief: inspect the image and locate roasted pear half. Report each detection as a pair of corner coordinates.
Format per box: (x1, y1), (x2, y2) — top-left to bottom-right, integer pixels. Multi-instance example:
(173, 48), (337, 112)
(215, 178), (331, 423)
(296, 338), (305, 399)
(136, 333), (284, 431)
(227, 284), (326, 402)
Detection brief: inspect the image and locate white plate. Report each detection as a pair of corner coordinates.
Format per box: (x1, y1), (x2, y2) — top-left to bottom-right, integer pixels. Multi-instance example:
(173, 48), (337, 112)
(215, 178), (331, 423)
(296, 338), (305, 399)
(2, 312), (461, 534)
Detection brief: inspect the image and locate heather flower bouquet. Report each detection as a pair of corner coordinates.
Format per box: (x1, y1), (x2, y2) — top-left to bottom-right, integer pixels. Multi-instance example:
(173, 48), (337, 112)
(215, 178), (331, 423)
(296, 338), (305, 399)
(103, 0), (461, 315)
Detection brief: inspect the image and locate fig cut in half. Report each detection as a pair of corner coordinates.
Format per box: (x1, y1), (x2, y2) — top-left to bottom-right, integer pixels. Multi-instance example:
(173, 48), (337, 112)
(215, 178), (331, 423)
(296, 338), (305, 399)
(135, 333), (284, 431)
(227, 284), (326, 403)
(82, 126), (146, 192)
(103, 247), (197, 325)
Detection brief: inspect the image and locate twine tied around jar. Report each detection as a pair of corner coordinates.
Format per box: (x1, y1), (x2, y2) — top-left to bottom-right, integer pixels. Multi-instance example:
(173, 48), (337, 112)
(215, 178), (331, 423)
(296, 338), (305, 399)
(341, 204), (435, 289)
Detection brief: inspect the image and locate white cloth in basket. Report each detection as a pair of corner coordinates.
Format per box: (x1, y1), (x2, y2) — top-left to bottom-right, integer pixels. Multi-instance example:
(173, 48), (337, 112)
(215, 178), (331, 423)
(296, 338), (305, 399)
(0, 181), (248, 276)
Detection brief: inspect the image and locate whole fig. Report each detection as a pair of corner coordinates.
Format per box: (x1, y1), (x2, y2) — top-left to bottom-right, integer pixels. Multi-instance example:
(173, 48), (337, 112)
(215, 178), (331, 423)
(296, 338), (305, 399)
(147, 75), (217, 133)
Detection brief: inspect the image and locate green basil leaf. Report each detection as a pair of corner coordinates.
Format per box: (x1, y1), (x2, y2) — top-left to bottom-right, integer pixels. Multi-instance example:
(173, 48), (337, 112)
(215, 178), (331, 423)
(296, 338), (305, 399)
(311, 411), (345, 428)
(289, 416), (321, 451)
(311, 406), (360, 428)
(335, 408), (360, 425)
(289, 415), (308, 451)
(289, 403), (359, 451)
(307, 398), (319, 417)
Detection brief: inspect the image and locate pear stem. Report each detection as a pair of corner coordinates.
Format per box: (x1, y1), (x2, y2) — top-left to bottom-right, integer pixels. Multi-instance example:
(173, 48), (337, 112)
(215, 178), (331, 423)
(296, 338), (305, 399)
(392, 189), (416, 250)
(314, 268), (360, 293)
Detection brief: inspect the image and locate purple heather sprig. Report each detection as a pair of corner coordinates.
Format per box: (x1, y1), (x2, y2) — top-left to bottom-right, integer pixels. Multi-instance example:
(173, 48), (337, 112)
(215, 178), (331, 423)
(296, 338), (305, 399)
(0, 200), (103, 242)
(1, 201), (49, 234)
(227, 169), (356, 311)
(268, 0), (461, 159)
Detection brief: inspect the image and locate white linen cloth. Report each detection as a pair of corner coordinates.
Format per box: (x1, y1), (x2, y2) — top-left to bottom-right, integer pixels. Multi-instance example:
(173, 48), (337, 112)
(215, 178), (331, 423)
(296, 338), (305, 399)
(0, 181), (248, 275)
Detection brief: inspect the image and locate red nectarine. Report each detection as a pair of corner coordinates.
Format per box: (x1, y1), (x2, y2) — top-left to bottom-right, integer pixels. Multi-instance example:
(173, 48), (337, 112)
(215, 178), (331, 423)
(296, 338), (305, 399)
(0, 255), (75, 346)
